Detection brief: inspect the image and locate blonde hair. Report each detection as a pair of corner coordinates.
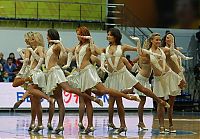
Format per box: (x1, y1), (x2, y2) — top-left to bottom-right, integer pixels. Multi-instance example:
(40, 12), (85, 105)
(24, 31), (34, 46)
(24, 31), (33, 40)
(33, 32), (44, 47)
(147, 33), (160, 49)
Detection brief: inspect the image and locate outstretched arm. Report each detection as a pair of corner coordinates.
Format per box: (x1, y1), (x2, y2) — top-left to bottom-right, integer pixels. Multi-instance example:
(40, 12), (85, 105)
(121, 57), (133, 71)
(130, 36), (161, 57)
(122, 44), (137, 52)
(170, 43), (193, 60)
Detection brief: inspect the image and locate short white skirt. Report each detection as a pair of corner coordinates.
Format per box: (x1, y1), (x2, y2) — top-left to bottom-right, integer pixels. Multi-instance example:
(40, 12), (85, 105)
(168, 70), (182, 96)
(66, 70), (79, 89)
(30, 69), (46, 92)
(153, 73), (170, 98)
(153, 69), (182, 97)
(104, 66), (138, 91)
(46, 65), (66, 96)
(135, 73), (151, 96)
(78, 64), (101, 92)
(16, 65), (31, 78)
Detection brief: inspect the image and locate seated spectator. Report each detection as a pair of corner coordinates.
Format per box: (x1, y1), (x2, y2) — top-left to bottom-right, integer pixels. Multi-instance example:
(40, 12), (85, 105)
(15, 55), (23, 72)
(3, 72), (12, 82)
(3, 57), (17, 82)
(0, 63), (4, 82)
(8, 52), (17, 65)
(0, 52), (6, 66)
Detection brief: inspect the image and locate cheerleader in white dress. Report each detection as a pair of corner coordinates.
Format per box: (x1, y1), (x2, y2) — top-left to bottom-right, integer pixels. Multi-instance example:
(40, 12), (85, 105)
(13, 32), (54, 132)
(43, 28), (106, 134)
(161, 32), (192, 133)
(143, 33), (185, 133)
(12, 32), (33, 88)
(133, 39), (152, 131)
(101, 28), (170, 134)
(62, 26), (139, 134)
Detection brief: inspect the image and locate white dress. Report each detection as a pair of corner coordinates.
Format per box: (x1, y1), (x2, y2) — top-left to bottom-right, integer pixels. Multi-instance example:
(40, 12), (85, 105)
(29, 47), (46, 92)
(104, 45), (138, 91)
(150, 48), (182, 97)
(75, 44), (101, 92)
(135, 73), (151, 96)
(45, 44), (66, 96)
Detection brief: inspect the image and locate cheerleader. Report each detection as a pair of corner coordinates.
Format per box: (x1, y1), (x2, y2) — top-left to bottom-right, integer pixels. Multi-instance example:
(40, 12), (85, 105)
(13, 32), (54, 132)
(143, 33), (185, 133)
(62, 26), (139, 134)
(100, 28), (170, 134)
(43, 28), (106, 134)
(134, 39), (152, 131)
(161, 32), (192, 133)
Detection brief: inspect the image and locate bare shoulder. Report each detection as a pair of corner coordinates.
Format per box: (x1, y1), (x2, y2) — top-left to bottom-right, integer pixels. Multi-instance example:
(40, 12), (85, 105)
(161, 47), (169, 53)
(52, 43), (61, 55)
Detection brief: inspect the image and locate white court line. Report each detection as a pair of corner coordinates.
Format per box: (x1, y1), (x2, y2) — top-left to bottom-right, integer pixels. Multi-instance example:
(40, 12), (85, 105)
(155, 119), (200, 122)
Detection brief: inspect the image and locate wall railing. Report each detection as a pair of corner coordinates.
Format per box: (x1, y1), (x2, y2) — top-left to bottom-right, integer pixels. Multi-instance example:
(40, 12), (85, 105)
(0, 0), (106, 24)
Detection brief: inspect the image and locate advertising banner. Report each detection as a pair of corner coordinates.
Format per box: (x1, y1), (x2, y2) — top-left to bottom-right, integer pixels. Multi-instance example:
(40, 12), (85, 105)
(0, 83), (153, 109)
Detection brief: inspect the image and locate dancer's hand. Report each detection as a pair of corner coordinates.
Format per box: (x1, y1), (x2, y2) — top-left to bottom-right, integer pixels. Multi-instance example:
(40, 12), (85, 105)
(17, 48), (24, 53)
(27, 48), (34, 52)
(80, 36), (92, 40)
(62, 64), (70, 70)
(130, 36), (140, 42)
(185, 57), (193, 60)
(99, 66), (108, 73)
(176, 47), (183, 50)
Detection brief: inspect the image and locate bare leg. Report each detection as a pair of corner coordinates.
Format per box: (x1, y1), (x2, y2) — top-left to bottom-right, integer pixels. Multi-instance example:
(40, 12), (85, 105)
(178, 79), (186, 89)
(30, 86), (45, 132)
(138, 96), (147, 128)
(84, 90), (93, 128)
(21, 91), (31, 101)
(12, 77), (25, 87)
(35, 97), (43, 126)
(47, 97), (55, 130)
(108, 96), (116, 128)
(80, 89), (95, 134)
(157, 97), (165, 132)
(27, 85), (54, 104)
(116, 97), (126, 128)
(54, 87), (65, 128)
(94, 83), (139, 101)
(13, 90), (31, 109)
(48, 95), (55, 129)
(79, 96), (85, 129)
(134, 83), (169, 107)
(60, 82), (103, 105)
(48, 87), (60, 127)
(29, 96), (36, 131)
(12, 77), (32, 87)
(113, 97), (128, 134)
(167, 95), (176, 127)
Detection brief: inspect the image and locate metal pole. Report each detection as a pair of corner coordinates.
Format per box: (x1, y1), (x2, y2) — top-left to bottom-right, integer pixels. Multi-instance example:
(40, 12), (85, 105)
(14, 1), (16, 18)
(80, 4), (81, 25)
(37, 2), (38, 19)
